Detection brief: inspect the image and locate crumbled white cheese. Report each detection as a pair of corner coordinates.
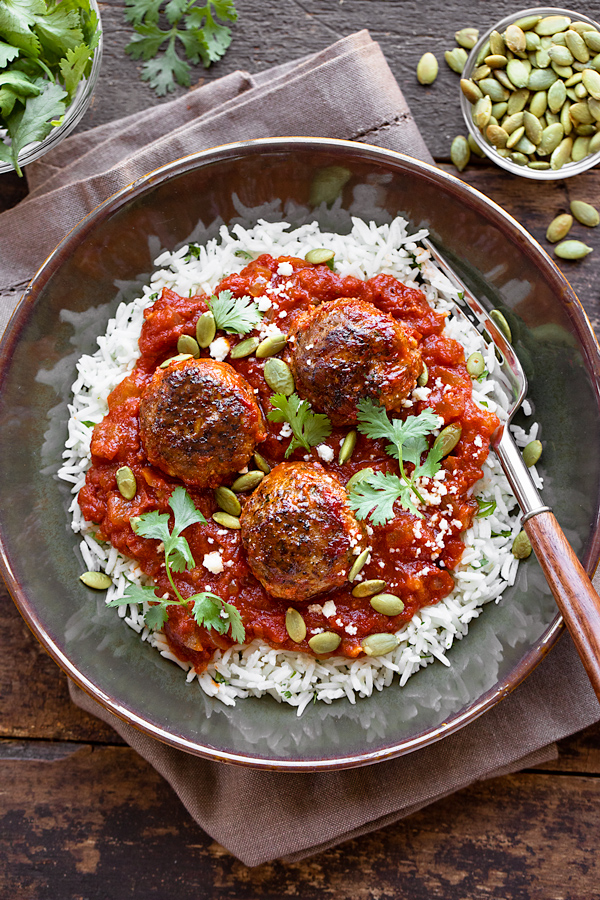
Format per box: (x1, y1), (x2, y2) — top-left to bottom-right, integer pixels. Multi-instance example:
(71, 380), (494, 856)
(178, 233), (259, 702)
(308, 604), (323, 614)
(412, 386), (431, 401)
(322, 600), (337, 618)
(202, 551), (224, 574)
(316, 444), (334, 462)
(209, 336), (230, 361)
(280, 422), (292, 438)
(277, 261), (293, 276)
(345, 624), (358, 636)
(257, 295), (272, 312)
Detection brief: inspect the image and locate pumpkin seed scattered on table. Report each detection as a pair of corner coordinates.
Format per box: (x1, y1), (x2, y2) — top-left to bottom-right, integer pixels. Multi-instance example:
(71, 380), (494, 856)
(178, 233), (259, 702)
(450, 135), (470, 171)
(417, 52), (438, 85)
(554, 239), (593, 259)
(570, 199), (600, 226)
(546, 213), (573, 242)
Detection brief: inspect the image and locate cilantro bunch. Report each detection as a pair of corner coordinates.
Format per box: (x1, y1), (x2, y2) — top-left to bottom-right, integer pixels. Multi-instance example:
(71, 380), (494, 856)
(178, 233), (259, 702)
(268, 393), (332, 458)
(0, 0), (100, 175)
(108, 486), (245, 643)
(207, 289), (263, 335)
(124, 0), (237, 96)
(347, 400), (444, 524)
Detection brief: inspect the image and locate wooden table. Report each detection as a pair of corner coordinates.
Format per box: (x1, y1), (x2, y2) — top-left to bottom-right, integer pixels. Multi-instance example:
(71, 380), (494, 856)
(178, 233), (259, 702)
(2, 2), (600, 896)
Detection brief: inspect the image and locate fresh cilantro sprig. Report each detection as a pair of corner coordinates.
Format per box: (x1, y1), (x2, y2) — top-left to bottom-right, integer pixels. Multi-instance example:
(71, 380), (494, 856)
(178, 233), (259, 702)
(207, 289), (263, 335)
(268, 393), (332, 458)
(476, 497), (496, 518)
(124, 0), (237, 96)
(0, 0), (100, 174)
(348, 400), (444, 522)
(107, 486), (245, 643)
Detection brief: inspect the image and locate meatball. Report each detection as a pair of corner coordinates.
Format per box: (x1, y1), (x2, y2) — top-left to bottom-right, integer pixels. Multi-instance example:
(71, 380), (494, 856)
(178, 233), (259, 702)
(139, 357), (266, 487)
(287, 297), (422, 425)
(240, 461), (367, 602)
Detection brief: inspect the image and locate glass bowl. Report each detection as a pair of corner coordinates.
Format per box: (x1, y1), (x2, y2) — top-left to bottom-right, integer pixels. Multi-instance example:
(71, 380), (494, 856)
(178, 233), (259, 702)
(0, 0), (103, 176)
(460, 7), (600, 179)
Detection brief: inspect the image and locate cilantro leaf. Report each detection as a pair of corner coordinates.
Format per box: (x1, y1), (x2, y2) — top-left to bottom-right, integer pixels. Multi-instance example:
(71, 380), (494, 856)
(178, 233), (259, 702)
(192, 593), (245, 643)
(207, 290), (263, 335)
(117, 582), (162, 605)
(0, 40), (20, 66)
(348, 472), (407, 526)
(476, 498), (497, 518)
(59, 42), (93, 98)
(131, 509), (171, 542)
(123, 22), (167, 61)
(6, 78), (67, 174)
(268, 393), (332, 458)
(144, 604), (170, 629)
(168, 485), (207, 534)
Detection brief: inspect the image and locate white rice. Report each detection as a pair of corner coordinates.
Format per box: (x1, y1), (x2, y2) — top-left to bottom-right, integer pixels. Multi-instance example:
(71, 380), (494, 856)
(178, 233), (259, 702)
(59, 216), (534, 716)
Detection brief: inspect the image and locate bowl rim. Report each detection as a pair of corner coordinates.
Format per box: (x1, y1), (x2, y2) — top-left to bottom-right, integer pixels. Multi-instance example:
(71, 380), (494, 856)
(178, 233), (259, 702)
(2, 135), (600, 769)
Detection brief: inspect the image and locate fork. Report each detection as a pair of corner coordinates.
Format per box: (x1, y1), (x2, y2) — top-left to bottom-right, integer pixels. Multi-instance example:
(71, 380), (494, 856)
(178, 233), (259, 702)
(424, 238), (600, 703)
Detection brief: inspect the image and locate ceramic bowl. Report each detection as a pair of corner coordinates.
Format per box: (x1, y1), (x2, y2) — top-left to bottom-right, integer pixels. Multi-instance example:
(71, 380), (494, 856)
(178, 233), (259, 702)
(1, 138), (600, 769)
(460, 7), (600, 179)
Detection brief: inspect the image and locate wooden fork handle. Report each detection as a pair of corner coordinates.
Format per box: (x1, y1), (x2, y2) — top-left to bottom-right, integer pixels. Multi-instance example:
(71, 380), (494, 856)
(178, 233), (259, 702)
(524, 510), (600, 702)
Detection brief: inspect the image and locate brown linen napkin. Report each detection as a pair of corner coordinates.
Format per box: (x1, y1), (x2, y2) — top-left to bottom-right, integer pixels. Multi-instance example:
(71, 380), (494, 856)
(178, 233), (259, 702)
(1, 29), (599, 867)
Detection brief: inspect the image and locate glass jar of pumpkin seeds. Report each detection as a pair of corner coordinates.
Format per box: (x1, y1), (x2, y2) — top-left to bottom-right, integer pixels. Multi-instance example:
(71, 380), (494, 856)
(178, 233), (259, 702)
(460, 7), (600, 179)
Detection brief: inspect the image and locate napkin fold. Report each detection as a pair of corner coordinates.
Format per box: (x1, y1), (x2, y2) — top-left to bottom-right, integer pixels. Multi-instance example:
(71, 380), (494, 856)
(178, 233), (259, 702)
(1, 29), (599, 867)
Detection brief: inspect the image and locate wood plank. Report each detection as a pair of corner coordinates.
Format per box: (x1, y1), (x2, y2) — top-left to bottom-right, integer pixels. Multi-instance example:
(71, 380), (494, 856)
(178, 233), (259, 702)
(1, 744), (600, 898)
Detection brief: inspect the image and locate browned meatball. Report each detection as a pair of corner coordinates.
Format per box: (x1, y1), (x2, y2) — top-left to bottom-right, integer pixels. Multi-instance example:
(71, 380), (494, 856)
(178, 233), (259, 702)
(139, 358), (266, 487)
(287, 297), (422, 425)
(240, 461), (367, 602)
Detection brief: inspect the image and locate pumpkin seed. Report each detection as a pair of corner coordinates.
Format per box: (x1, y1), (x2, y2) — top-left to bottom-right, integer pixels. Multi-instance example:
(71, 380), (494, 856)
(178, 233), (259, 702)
(515, 15), (542, 32)
(512, 530), (532, 559)
(473, 95), (493, 128)
(589, 131), (600, 153)
(473, 64), (491, 80)
(554, 239), (593, 259)
(502, 111), (524, 133)
(505, 24), (527, 54)
(348, 548), (369, 582)
(548, 45), (574, 67)
(506, 59), (529, 88)
(476, 39), (491, 65)
(588, 97), (600, 120)
(263, 357), (295, 395)
(550, 136), (573, 168)
(177, 334), (200, 358)
(523, 439), (543, 467)
(529, 90), (548, 116)
(196, 311), (216, 348)
(80, 571), (112, 590)
(433, 423), (462, 458)
(561, 99), (574, 134)
(582, 68), (600, 100)
(569, 101), (594, 124)
(523, 110), (543, 143)
(285, 608), (307, 643)
(116, 465), (137, 500)
(346, 467), (374, 493)
(308, 631), (341, 654)
(212, 511), (241, 529)
(305, 247), (335, 265)
(546, 213), (573, 242)
(565, 72), (583, 87)
(525, 32), (541, 52)
(485, 54), (508, 69)
(507, 88), (530, 114)
(486, 123), (509, 148)
(572, 136), (592, 161)
(460, 78), (483, 104)
(352, 579), (387, 598)
(338, 430), (357, 465)
(528, 160), (551, 169)
(573, 22), (598, 37)
(255, 332), (287, 358)
(478, 78), (509, 102)
(514, 134), (537, 154)
(445, 47), (468, 74)
(455, 27), (479, 50)
(535, 16), (571, 37)
(214, 486), (241, 517)
(575, 123), (596, 136)
(466, 350), (485, 377)
(417, 361), (429, 387)
(159, 353), (193, 369)
(584, 31), (600, 52)
(450, 135), (470, 171)
(547, 78), (567, 112)
(490, 309), (512, 342)
(539, 122), (564, 154)
(565, 30), (590, 63)
(417, 52), (439, 85)
(528, 68), (558, 91)
(468, 133), (486, 157)
(231, 471), (264, 492)
(506, 125), (525, 149)
(361, 633), (400, 657)
(510, 151), (529, 166)
(253, 451), (271, 474)
(230, 336), (260, 359)
(489, 30), (505, 56)
(369, 593), (405, 615)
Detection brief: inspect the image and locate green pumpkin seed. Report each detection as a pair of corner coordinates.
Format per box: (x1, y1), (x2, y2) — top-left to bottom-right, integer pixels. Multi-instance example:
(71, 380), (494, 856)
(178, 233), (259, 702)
(308, 631), (341, 654)
(506, 59), (529, 88)
(255, 332), (287, 358)
(569, 101), (594, 124)
(505, 24), (527, 54)
(548, 45), (574, 67)
(445, 47), (468, 74)
(476, 39), (491, 65)
(159, 353), (193, 369)
(417, 52), (439, 85)
(582, 68), (600, 100)
(512, 530), (532, 559)
(545, 110), (560, 126)
(565, 72), (583, 87)
(338, 430), (357, 465)
(495, 70), (516, 93)
(230, 336), (260, 359)
(417, 361), (429, 387)
(589, 131), (600, 153)
(528, 68), (558, 91)
(515, 15), (542, 32)
(539, 122), (564, 154)
(529, 90), (548, 116)
(485, 54), (508, 69)
(473, 64), (491, 80)
(80, 571), (112, 590)
(346, 467), (374, 493)
(253, 451), (271, 474)
(461, 79), (483, 104)
(554, 239), (593, 259)
(507, 88), (530, 114)
(525, 32), (541, 51)
(523, 110), (543, 144)
(473, 95), (493, 128)
(231, 471), (264, 492)
(572, 136), (592, 160)
(369, 593), (405, 616)
(550, 136), (573, 168)
(489, 30), (505, 56)
(285, 608), (307, 643)
(547, 78), (567, 112)
(478, 78), (509, 102)
(535, 16), (571, 37)
(450, 135), (470, 172)
(506, 125), (525, 149)
(588, 97), (600, 121)
(486, 124), (509, 148)
(214, 486), (241, 517)
(584, 31), (600, 52)
(433, 423), (462, 458)
(116, 465), (137, 501)
(467, 133), (486, 157)
(196, 311), (216, 348)
(361, 633), (400, 657)
(510, 152), (529, 166)
(573, 22), (598, 36)
(574, 82), (589, 99)
(263, 357), (295, 395)
(502, 112), (524, 134)
(305, 247), (335, 265)
(466, 350), (485, 377)
(212, 511), (241, 529)
(528, 160), (551, 169)
(455, 27), (479, 50)
(514, 134), (537, 154)
(177, 334), (200, 358)
(490, 309), (512, 342)
(523, 439), (543, 467)
(546, 213), (573, 242)
(565, 30), (590, 63)
(348, 548), (369, 582)
(575, 123), (596, 136)
(352, 579), (387, 598)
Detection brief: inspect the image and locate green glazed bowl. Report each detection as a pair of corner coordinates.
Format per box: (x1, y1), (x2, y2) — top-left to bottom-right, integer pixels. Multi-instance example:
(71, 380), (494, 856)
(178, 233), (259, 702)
(1, 138), (599, 769)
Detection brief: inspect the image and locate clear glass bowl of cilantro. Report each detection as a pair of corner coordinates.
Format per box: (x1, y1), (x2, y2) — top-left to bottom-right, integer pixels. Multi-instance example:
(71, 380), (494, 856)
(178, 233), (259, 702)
(0, 0), (103, 176)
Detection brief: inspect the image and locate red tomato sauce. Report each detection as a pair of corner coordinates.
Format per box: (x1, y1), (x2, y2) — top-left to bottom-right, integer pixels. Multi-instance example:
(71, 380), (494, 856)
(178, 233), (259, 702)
(79, 254), (499, 670)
